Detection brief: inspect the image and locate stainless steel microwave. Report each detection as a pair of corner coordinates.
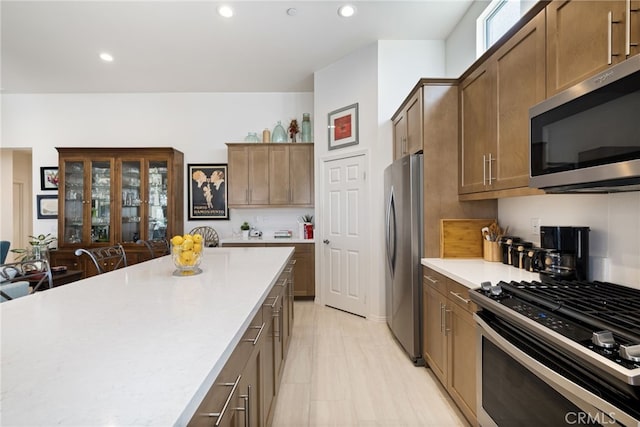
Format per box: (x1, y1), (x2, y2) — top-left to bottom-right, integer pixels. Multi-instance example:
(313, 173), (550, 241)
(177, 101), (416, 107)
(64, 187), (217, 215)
(529, 55), (640, 192)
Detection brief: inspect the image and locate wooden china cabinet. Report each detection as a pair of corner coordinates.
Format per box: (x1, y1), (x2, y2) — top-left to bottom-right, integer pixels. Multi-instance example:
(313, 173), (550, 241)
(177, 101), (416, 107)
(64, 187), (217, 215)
(50, 147), (184, 277)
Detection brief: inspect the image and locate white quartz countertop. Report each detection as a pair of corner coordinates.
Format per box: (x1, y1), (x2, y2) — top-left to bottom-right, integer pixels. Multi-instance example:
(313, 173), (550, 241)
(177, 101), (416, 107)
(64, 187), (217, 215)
(220, 237), (314, 244)
(0, 247), (294, 426)
(422, 258), (540, 289)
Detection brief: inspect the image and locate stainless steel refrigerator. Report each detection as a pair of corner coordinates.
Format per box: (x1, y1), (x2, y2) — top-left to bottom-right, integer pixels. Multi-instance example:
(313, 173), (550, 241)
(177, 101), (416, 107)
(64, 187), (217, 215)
(384, 153), (424, 365)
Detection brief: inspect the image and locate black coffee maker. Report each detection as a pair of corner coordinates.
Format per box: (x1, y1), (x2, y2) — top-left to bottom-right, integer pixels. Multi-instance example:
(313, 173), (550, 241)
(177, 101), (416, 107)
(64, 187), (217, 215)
(539, 226), (590, 281)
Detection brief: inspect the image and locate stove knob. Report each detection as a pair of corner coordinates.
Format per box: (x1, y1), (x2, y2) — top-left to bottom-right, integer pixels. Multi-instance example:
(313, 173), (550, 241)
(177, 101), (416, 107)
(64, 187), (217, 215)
(480, 281), (492, 292)
(592, 330), (616, 349)
(490, 284), (502, 296)
(619, 344), (640, 362)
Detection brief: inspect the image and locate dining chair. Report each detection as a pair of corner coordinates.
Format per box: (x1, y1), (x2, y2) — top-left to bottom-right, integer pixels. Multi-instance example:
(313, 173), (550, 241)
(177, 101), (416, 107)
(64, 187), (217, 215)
(136, 238), (170, 259)
(189, 226), (219, 247)
(0, 241), (10, 264)
(75, 244), (127, 275)
(0, 258), (53, 301)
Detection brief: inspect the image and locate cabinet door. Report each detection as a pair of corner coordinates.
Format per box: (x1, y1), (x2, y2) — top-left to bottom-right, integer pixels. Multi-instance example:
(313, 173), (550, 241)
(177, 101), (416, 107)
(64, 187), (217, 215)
(269, 145), (290, 204)
(90, 159), (115, 244)
(447, 302), (477, 424)
(393, 113), (406, 160)
(289, 145), (313, 205)
(547, 0), (627, 96)
(228, 146), (250, 206)
(60, 159), (87, 246)
(119, 158), (143, 244)
(406, 91), (423, 155)
(236, 345), (262, 427)
(459, 64), (494, 194)
(262, 303), (276, 424)
(146, 159), (169, 240)
(248, 146), (269, 205)
(494, 11), (546, 190)
(423, 282), (448, 385)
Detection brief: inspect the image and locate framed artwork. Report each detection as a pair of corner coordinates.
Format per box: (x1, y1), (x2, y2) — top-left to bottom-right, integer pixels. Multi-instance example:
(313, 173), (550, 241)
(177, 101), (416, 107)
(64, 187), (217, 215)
(37, 195), (58, 219)
(187, 164), (229, 220)
(40, 166), (59, 191)
(328, 103), (359, 150)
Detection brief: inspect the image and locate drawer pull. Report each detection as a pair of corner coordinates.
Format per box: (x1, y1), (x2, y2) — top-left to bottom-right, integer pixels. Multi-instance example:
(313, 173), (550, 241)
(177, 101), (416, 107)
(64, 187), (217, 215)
(424, 275), (438, 284)
(243, 322), (265, 345)
(201, 374), (241, 426)
(264, 295), (279, 309)
(288, 259), (297, 265)
(276, 278), (287, 287)
(449, 291), (470, 304)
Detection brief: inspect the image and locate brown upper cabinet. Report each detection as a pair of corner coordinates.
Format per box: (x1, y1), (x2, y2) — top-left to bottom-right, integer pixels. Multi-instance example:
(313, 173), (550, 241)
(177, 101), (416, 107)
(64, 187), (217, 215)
(392, 90), (423, 159)
(547, 0), (640, 96)
(227, 144), (270, 206)
(227, 143), (314, 208)
(269, 144), (314, 206)
(459, 10), (546, 198)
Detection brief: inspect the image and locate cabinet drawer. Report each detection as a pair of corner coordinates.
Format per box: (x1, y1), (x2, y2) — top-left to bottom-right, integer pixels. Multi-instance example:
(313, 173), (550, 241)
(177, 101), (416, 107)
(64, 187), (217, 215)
(447, 280), (477, 313)
(188, 307), (264, 426)
(423, 267), (448, 295)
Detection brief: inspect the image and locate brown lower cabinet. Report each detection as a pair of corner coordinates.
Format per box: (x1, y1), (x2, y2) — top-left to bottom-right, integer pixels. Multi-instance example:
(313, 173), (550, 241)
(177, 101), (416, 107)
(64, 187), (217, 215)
(222, 242), (315, 298)
(423, 266), (478, 427)
(188, 259), (294, 426)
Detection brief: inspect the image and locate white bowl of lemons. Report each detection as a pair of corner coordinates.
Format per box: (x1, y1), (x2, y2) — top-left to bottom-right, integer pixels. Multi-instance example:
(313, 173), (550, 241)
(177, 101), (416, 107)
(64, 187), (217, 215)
(170, 233), (204, 276)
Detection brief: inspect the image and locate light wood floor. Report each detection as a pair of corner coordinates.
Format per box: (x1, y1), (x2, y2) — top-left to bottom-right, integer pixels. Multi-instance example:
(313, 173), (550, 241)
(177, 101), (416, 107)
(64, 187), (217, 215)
(272, 301), (470, 426)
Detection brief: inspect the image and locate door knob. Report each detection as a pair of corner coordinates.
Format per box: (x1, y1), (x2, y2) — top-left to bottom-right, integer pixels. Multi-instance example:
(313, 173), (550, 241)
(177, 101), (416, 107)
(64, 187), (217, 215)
(323, 239), (330, 244)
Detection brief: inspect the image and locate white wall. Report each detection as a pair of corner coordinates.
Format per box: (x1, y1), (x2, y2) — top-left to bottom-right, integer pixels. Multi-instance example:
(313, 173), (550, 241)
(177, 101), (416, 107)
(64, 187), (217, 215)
(314, 40), (445, 320)
(1, 92), (314, 239)
(445, 0), (490, 77)
(499, 193), (640, 288)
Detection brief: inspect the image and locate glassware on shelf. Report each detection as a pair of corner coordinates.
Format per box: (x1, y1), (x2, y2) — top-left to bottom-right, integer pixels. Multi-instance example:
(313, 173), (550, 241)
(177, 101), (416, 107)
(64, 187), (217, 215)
(272, 121), (287, 143)
(302, 113), (312, 142)
(244, 132), (260, 142)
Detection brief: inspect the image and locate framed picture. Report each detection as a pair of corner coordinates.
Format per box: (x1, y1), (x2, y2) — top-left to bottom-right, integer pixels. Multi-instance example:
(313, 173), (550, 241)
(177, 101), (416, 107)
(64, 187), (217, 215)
(328, 103), (359, 150)
(40, 166), (59, 191)
(37, 194), (58, 219)
(187, 164), (229, 220)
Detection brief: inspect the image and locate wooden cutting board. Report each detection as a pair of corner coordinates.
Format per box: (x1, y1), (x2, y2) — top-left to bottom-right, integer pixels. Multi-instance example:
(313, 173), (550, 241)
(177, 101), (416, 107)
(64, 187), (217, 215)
(440, 219), (496, 258)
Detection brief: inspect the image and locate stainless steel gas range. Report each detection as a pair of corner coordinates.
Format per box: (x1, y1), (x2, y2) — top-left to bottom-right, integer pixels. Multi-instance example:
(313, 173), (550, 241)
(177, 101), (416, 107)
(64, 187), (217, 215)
(470, 278), (640, 427)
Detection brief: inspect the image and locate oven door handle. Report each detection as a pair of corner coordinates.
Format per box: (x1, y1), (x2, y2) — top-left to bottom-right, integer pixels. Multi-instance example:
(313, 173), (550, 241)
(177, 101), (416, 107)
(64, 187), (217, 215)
(474, 314), (636, 427)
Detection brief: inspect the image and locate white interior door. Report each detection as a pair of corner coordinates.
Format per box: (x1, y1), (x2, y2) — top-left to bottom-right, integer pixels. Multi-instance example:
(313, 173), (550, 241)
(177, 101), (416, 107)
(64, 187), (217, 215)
(321, 153), (368, 317)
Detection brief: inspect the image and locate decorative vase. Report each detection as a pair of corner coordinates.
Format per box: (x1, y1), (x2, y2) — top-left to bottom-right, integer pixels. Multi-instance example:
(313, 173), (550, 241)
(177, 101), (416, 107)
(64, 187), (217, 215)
(262, 128), (271, 143)
(244, 132), (260, 142)
(272, 121), (287, 143)
(242, 230), (250, 240)
(171, 245), (202, 276)
(301, 113), (312, 142)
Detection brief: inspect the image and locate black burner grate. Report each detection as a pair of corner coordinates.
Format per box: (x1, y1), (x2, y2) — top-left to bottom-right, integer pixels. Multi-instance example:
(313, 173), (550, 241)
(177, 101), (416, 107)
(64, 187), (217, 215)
(505, 279), (640, 343)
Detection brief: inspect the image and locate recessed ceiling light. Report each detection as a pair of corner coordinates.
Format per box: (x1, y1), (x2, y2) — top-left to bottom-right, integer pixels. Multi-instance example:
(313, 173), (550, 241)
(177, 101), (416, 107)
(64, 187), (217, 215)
(217, 5), (234, 18)
(286, 8), (297, 16)
(337, 4), (356, 18)
(99, 52), (114, 62)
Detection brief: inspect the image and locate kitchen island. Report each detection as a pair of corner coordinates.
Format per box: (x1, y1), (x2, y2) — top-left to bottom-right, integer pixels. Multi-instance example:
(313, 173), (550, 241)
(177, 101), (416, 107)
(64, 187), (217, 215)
(0, 246), (294, 426)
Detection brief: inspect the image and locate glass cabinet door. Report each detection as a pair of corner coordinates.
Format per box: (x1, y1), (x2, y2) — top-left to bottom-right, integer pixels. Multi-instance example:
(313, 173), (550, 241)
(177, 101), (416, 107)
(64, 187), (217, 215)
(120, 161), (142, 243)
(91, 161), (112, 243)
(148, 161), (168, 240)
(62, 161), (85, 245)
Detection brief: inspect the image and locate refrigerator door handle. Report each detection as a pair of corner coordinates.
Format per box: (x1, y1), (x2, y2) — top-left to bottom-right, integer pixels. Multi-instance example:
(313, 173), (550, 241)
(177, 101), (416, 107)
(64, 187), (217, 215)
(385, 187), (397, 277)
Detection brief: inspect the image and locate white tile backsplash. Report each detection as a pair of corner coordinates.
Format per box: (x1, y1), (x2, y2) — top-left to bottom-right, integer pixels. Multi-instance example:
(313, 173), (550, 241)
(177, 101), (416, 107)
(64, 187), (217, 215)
(498, 192), (640, 288)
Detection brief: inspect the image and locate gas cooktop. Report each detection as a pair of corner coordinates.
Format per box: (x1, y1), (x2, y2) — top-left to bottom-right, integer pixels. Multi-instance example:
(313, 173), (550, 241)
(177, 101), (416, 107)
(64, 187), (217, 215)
(470, 278), (640, 385)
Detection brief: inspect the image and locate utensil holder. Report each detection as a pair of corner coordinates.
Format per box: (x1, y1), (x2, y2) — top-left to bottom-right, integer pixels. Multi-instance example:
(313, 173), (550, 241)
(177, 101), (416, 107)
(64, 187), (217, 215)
(483, 240), (501, 262)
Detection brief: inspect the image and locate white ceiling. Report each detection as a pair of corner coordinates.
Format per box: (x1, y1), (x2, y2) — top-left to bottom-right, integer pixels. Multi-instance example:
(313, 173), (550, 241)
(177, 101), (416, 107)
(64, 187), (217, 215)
(1, 1), (473, 94)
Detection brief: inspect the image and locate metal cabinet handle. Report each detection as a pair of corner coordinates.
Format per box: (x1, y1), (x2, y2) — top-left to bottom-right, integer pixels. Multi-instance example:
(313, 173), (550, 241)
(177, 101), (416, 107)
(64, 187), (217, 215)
(482, 154), (487, 186)
(289, 259), (297, 265)
(424, 275), (438, 284)
(243, 322), (265, 345)
(264, 295), (279, 309)
(609, 11), (622, 64)
(440, 303), (445, 334)
(628, 0), (639, 55)
(488, 153), (495, 184)
(276, 278), (287, 287)
(201, 375), (241, 426)
(444, 308), (452, 336)
(449, 291), (471, 305)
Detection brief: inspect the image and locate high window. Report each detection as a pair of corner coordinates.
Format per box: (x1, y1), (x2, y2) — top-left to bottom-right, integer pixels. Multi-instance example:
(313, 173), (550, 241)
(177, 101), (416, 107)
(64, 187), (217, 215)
(476, 0), (523, 57)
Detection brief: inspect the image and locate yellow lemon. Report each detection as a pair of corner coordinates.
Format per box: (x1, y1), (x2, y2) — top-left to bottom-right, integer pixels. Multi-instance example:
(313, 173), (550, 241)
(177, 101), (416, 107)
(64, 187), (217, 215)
(193, 243), (202, 254)
(171, 235), (184, 246)
(183, 234), (194, 241)
(180, 250), (195, 266)
(192, 234), (203, 244)
(182, 239), (194, 251)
